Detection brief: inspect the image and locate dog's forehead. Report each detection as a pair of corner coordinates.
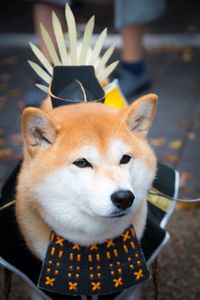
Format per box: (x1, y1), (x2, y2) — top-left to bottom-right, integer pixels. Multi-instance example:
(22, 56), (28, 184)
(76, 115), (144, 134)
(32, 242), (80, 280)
(54, 104), (128, 142)
(52, 102), (119, 122)
(70, 139), (131, 161)
(50, 103), (136, 160)
(108, 139), (131, 156)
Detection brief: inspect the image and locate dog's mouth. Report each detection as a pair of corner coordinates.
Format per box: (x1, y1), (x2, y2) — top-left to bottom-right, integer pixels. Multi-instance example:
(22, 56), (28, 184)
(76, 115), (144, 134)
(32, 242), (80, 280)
(105, 212), (127, 218)
(79, 206), (129, 220)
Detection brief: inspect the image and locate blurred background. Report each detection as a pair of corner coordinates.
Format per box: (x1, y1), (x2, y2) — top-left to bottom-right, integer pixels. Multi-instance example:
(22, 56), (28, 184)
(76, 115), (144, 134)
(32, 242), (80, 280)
(0, 0), (200, 299)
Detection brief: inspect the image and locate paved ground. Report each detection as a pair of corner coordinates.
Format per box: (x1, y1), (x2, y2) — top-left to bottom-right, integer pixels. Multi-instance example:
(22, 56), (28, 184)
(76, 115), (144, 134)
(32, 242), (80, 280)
(0, 1), (200, 299)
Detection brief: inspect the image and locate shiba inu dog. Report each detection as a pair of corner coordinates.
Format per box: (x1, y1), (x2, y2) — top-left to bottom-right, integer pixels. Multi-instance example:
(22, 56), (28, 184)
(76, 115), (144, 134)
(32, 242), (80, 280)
(15, 93), (157, 261)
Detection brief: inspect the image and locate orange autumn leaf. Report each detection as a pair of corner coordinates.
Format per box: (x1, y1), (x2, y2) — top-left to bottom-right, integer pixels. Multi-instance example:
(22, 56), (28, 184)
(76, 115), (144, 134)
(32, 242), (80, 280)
(16, 100), (24, 111)
(12, 153), (23, 160)
(187, 132), (197, 141)
(150, 136), (166, 147)
(169, 139), (183, 150)
(177, 121), (189, 129)
(0, 83), (8, 93)
(9, 89), (22, 97)
(0, 73), (11, 82)
(0, 128), (5, 135)
(193, 121), (200, 128)
(0, 96), (8, 111)
(180, 186), (197, 194)
(2, 56), (17, 65)
(181, 48), (192, 63)
(163, 154), (180, 163)
(10, 133), (23, 146)
(0, 149), (13, 160)
(179, 171), (193, 188)
(0, 139), (5, 147)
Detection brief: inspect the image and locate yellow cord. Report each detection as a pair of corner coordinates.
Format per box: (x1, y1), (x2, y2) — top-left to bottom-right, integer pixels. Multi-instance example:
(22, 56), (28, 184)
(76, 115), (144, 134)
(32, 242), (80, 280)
(0, 200), (15, 211)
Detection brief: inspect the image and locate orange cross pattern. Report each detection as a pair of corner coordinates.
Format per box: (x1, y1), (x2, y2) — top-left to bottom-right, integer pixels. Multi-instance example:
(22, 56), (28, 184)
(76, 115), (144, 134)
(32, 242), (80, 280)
(72, 244), (80, 250)
(90, 244), (98, 251)
(134, 269), (144, 280)
(130, 241), (136, 249)
(69, 282), (78, 291)
(130, 227), (135, 237)
(113, 277), (123, 287)
(50, 232), (55, 241)
(106, 239), (115, 248)
(55, 237), (64, 246)
(51, 247), (55, 256)
(91, 281), (101, 291)
(45, 276), (55, 287)
(121, 230), (131, 242)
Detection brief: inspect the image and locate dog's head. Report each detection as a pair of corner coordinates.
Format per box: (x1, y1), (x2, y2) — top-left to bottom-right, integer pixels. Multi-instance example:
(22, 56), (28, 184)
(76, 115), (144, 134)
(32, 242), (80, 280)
(21, 94), (157, 244)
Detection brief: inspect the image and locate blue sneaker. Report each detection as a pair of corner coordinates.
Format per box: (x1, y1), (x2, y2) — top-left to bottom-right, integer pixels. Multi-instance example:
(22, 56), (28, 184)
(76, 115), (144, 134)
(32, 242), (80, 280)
(116, 65), (151, 101)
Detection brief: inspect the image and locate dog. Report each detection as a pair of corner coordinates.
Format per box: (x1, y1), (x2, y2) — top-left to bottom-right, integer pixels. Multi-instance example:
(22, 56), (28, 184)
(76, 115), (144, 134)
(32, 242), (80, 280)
(15, 93), (157, 265)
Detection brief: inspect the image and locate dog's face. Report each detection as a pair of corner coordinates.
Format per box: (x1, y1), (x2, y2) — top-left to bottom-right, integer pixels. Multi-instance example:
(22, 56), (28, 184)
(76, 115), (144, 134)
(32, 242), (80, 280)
(22, 94), (157, 244)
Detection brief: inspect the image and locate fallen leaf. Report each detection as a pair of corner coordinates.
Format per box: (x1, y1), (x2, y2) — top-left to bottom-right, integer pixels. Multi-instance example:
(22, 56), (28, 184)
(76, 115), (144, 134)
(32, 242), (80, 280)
(180, 186), (197, 194)
(0, 149), (13, 160)
(187, 25), (198, 33)
(187, 132), (197, 140)
(150, 136), (166, 147)
(0, 73), (11, 82)
(16, 100), (24, 111)
(10, 133), (23, 146)
(162, 45), (182, 53)
(12, 152), (23, 160)
(177, 121), (189, 129)
(9, 89), (22, 97)
(1, 56), (17, 65)
(193, 193), (200, 199)
(169, 139), (183, 149)
(0, 128), (5, 135)
(0, 139), (5, 147)
(0, 96), (8, 111)
(193, 121), (200, 128)
(181, 48), (192, 63)
(179, 171), (193, 188)
(163, 154), (180, 163)
(0, 83), (8, 92)
(146, 47), (160, 54)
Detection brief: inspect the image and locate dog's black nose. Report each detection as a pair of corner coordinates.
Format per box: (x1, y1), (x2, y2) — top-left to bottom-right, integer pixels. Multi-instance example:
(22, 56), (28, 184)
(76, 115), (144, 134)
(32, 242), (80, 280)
(111, 190), (135, 210)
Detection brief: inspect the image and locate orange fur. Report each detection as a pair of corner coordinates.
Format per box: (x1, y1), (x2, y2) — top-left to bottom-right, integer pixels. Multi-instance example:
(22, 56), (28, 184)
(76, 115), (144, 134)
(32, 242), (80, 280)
(16, 93), (157, 259)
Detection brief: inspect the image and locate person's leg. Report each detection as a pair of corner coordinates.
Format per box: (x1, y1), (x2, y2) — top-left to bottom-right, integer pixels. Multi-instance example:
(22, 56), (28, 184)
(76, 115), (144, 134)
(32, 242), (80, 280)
(114, 0), (166, 99)
(120, 24), (146, 81)
(120, 25), (144, 63)
(25, 2), (66, 106)
(34, 3), (66, 63)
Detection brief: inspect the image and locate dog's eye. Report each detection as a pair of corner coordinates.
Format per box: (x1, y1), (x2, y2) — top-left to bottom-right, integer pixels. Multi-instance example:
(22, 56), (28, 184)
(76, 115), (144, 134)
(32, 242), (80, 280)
(73, 158), (93, 168)
(120, 154), (131, 165)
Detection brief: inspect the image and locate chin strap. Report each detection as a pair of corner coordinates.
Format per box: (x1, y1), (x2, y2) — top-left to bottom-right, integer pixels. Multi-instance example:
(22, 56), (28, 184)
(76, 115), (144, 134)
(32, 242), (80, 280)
(173, 198), (200, 203)
(149, 189), (200, 203)
(0, 200), (15, 212)
(1, 192), (200, 215)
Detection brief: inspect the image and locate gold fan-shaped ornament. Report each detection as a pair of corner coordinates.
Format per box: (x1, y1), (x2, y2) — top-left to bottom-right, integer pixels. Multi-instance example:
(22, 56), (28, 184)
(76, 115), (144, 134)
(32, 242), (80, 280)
(28, 4), (119, 94)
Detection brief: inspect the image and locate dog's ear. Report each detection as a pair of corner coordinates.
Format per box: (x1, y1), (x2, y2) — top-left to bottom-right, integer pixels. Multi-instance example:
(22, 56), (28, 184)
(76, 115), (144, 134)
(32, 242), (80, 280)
(122, 93), (158, 136)
(22, 107), (60, 155)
